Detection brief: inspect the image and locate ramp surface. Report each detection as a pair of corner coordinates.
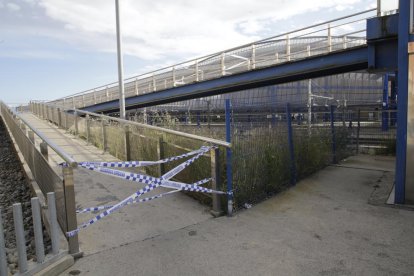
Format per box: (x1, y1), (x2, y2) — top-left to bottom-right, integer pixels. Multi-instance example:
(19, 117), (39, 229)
(19, 113), (212, 255)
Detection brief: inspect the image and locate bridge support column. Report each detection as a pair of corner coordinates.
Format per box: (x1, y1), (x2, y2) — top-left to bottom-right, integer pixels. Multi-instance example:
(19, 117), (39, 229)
(395, 0), (414, 204)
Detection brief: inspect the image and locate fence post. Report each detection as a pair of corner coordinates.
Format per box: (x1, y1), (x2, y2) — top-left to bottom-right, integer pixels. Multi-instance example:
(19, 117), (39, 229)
(31, 197), (45, 263)
(210, 147), (223, 216)
(13, 203), (28, 273)
(28, 130), (35, 144)
(102, 119), (108, 152)
(357, 109), (361, 154)
(62, 168), (81, 256)
(225, 99), (233, 216)
(47, 192), (59, 255)
(330, 105), (337, 163)
(382, 73), (389, 131)
(124, 125), (131, 161)
(57, 108), (62, 127)
(286, 103), (297, 186)
(85, 114), (90, 143)
(157, 136), (165, 176)
(0, 209), (8, 276)
(40, 141), (49, 161)
(74, 111), (79, 136)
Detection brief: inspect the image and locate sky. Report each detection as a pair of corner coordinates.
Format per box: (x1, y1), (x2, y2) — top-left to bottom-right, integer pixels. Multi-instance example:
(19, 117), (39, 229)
(0, 0), (379, 104)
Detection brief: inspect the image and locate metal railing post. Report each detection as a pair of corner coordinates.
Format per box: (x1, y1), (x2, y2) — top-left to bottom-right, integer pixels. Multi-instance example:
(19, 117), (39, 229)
(74, 111), (79, 136)
(330, 105), (337, 163)
(57, 108), (62, 127)
(357, 109), (361, 154)
(31, 197), (45, 263)
(102, 119), (108, 152)
(343, 35), (348, 49)
(286, 34), (291, 61)
(157, 136), (165, 176)
(221, 53), (226, 76)
(210, 147), (223, 216)
(328, 23), (332, 52)
(135, 78), (139, 95)
(86, 114), (90, 143)
(124, 125), (131, 161)
(173, 66), (177, 87)
(13, 203), (28, 273)
(47, 192), (59, 255)
(28, 130), (35, 144)
(225, 99), (233, 216)
(286, 103), (297, 186)
(62, 168), (81, 256)
(0, 209), (8, 276)
(195, 60), (199, 82)
(40, 141), (49, 161)
(152, 74), (157, 91)
(251, 44), (256, 69)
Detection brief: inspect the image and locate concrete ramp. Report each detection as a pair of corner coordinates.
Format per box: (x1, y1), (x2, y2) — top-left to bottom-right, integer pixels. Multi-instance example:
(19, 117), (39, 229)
(19, 113), (212, 255)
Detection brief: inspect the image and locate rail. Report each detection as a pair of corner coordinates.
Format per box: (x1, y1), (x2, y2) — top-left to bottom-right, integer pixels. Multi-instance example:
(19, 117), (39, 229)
(48, 9), (376, 110)
(16, 110), (78, 168)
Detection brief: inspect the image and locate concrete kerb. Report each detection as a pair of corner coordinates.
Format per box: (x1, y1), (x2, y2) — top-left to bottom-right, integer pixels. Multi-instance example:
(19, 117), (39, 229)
(0, 113), (75, 274)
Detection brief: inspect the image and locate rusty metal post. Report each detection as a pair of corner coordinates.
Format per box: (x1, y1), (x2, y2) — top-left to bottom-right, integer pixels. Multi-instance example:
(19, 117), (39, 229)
(157, 136), (165, 176)
(124, 125), (131, 161)
(40, 141), (49, 161)
(210, 147), (223, 217)
(62, 167), (81, 257)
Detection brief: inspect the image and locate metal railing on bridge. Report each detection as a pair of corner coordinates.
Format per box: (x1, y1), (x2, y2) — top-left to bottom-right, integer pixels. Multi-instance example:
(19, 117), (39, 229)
(49, 9), (376, 110)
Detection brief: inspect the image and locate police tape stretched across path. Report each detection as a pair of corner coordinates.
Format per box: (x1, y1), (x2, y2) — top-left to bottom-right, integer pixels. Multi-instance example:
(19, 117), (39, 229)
(60, 146), (229, 237)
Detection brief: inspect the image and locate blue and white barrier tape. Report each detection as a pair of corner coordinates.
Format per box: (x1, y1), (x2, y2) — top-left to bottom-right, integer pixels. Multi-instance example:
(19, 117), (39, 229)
(77, 146), (213, 168)
(76, 178), (213, 214)
(66, 147), (217, 237)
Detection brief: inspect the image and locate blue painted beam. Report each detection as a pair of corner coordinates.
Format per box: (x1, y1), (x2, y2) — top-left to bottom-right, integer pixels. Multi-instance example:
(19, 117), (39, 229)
(82, 46), (369, 113)
(395, 0), (411, 204)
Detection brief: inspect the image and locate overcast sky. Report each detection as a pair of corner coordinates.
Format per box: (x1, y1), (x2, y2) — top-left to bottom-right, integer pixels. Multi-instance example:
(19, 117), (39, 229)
(0, 0), (378, 104)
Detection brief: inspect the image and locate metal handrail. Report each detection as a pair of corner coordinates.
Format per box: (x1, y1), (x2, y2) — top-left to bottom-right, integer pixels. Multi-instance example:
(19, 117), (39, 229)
(51, 8), (376, 103)
(52, 105), (231, 148)
(13, 109), (78, 167)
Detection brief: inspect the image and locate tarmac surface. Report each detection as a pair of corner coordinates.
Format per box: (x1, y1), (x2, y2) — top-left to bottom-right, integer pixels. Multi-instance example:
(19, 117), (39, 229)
(19, 113), (414, 276)
(63, 156), (413, 275)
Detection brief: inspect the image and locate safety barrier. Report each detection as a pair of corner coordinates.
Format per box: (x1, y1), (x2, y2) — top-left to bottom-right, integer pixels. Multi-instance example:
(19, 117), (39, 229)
(29, 101), (233, 216)
(0, 193), (65, 275)
(0, 102), (80, 256)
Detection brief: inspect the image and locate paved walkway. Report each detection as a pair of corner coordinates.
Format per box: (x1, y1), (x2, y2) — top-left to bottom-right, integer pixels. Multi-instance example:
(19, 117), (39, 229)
(19, 113), (212, 255)
(63, 154), (414, 276)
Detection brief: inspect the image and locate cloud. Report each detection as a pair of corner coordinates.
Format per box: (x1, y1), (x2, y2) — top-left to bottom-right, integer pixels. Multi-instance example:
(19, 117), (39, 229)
(7, 3), (21, 12)
(8, 0), (375, 65)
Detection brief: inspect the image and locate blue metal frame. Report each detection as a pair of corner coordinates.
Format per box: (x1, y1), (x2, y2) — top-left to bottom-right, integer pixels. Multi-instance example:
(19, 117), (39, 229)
(382, 74), (389, 131)
(82, 47), (369, 113)
(330, 105), (337, 164)
(225, 99), (233, 215)
(395, 0), (411, 204)
(286, 103), (297, 186)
